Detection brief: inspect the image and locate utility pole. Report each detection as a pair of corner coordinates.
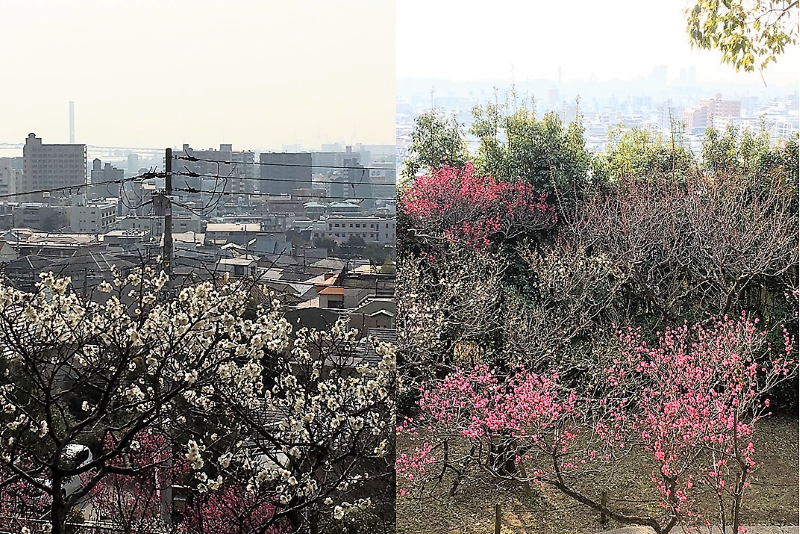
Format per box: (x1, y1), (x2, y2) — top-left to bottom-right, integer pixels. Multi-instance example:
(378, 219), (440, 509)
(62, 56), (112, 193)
(163, 148), (173, 278)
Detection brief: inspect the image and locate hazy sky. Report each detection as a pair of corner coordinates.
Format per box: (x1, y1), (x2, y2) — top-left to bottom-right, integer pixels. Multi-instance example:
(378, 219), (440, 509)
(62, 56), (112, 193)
(0, 0), (395, 151)
(397, 0), (799, 85)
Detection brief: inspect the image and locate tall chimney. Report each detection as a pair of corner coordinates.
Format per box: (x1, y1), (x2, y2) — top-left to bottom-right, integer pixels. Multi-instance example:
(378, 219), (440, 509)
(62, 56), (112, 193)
(69, 101), (75, 143)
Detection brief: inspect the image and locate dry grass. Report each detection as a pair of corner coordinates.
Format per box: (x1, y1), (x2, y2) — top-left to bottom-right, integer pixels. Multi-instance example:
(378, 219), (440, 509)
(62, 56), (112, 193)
(396, 416), (799, 534)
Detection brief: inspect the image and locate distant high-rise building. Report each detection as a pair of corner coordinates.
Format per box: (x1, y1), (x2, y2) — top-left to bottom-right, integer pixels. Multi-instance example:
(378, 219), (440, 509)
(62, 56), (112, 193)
(127, 153), (139, 174)
(90, 158), (124, 198)
(259, 152), (312, 196)
(330, 157), (374, 209)
(312, 149), (362, 177)
(683, 105), (709, 131)
(176, 143), (255, 197)
(699, 94), (742, 125)
(560, 104), (578, 125)
(231, 148), (257, 195)
(20, 133), (86, 199)
(0, 158), (19, 199)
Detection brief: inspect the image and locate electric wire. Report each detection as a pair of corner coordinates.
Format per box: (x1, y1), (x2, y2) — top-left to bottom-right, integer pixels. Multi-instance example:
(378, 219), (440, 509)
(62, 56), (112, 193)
(173, 171), (394, 186)
(176, 154), (396, 172)
(0, 170), (165, 201)
(171, 188), (394, 201)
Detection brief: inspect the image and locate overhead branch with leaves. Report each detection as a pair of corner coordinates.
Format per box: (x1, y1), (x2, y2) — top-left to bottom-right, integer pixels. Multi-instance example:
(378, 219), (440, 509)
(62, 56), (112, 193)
(686, 0), (799, 72)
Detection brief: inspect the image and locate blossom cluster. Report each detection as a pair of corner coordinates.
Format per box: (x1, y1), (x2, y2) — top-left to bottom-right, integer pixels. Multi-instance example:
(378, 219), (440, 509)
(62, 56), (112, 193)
(400, 162), (556, 250)
(399, 314), (795, 532)
(0, 269), (395, 532)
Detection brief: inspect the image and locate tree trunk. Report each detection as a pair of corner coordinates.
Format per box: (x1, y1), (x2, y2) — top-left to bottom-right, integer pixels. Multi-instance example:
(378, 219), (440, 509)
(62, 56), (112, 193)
(50, 481), (67, 534)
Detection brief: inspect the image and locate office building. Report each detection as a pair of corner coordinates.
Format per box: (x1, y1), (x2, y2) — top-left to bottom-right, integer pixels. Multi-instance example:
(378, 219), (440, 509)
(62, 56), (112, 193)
(90, 159), (124, 198)
(259, 152), (312, 196)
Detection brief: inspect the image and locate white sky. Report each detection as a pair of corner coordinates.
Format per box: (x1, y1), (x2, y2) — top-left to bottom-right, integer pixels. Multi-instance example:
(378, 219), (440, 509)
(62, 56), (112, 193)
(397, 0), (799, 85)
(0, 0), (395, 150)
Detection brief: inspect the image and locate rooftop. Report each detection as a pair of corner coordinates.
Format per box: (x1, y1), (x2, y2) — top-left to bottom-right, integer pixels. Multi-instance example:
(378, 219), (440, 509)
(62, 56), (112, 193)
(206, 223), (261, 232)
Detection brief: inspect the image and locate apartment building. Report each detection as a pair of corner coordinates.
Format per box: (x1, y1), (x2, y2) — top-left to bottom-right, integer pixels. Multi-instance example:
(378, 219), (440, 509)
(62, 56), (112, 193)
(313, 216), (395, 244)
(684, 94), (743, 131)
(71, 197), (118, 234)
(20, 133), (86, 199)
(0, 158), (19, 199)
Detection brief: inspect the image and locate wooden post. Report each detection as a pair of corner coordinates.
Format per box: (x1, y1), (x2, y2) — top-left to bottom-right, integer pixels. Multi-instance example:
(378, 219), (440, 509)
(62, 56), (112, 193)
(600, 490), (608, 524)
(494, 503), (501, 534)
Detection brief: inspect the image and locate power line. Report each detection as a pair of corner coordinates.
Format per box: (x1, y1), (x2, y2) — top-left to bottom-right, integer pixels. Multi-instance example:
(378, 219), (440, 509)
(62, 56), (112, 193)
(176, 155), (396, 172)
(0, 170), (165, 201)
(172, 188), (395, 201)
(173, 171), (396, 186)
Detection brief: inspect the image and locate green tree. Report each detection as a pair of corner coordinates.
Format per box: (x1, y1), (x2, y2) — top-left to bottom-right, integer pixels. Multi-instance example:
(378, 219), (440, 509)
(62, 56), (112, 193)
(686, 0), (798, 72)
(401, 110), (469, 185)
(313, 236), (339, 252)
(470, 93), (592, 218)
(702, 124), (799, 187)
(593, 125), (695, 185)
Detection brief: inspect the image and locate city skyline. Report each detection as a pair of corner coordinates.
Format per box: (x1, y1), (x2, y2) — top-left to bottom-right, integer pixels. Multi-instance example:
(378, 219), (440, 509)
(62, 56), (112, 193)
(0, 0), (395, 150)
(397, 0), (799, 86)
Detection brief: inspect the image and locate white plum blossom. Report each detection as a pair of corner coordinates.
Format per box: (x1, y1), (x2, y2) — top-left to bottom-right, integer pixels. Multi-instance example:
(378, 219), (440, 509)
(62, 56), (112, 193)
(0, 269), (394, 532)
(186, 440), (204, 470)
(218, 452), (232, 468)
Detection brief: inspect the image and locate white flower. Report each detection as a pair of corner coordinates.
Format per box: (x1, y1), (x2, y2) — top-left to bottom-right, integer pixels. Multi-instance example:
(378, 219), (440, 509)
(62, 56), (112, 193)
(333, 506), (344, 520)
(185, 440), (204, 470)
(218, 452), (232, 469)
(324, 497), (333, 505)
(208, 475), (223, 490)
(82, 401), (90, 412)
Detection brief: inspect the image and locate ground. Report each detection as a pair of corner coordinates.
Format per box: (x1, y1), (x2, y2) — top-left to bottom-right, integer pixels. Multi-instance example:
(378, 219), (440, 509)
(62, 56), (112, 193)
(396, 416), (799, 534)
